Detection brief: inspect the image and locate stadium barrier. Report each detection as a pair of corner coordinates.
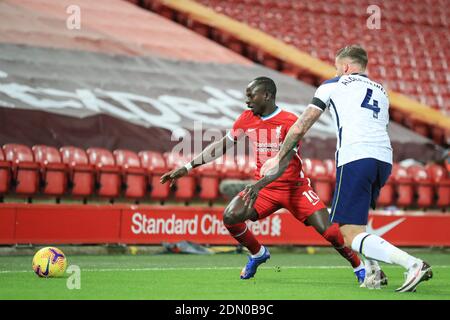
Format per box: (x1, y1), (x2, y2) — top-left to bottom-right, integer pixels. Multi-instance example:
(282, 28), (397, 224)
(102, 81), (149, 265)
(1, 204), (449, 246)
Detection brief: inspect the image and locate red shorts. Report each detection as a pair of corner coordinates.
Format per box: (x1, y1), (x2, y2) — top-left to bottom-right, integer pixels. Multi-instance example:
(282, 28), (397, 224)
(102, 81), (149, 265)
(240, 183), (326, 223)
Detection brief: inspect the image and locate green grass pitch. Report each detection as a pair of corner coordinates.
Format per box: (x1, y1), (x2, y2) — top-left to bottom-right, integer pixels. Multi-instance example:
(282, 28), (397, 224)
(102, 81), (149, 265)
(1, 250), (449, 300)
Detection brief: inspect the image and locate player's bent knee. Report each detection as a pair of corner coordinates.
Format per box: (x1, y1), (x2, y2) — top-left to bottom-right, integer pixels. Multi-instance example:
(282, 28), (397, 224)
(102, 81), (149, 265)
(223, 207), (245, 225)
(223, 196), (250, 225)
(222, 207), (233, 225)
(306, 209), (331, 235)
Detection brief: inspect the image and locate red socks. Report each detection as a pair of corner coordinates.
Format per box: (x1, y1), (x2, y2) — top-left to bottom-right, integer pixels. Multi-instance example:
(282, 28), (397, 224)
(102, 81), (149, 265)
(225, 222), (261, 255)
(226, 221), (361, 269)
(322, 223), (361, 268)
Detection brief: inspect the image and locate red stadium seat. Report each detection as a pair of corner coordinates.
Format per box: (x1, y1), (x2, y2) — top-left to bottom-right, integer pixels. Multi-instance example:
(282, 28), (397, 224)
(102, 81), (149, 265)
(194, 0), (449, 120)
(406, 164), (434, 208)
(32, 145), (68, 197)
(425, 163), (450, 208)
(138, 151), (170, 200)
(113, 149), (147, 199)
(377, 175), (395, 207)
(2, 144), (40, 195)
(303, 159), (333, 205)
(426, 163), (449, 183)
(392, 164), (414, 208)
(0, 148), (11, 195)
(60, 146), (95, 198)
(164, 152), (196, 201)
(196, 160), (220, 201)
(86, 148), (121, 199)
(322, 159), (336, 187)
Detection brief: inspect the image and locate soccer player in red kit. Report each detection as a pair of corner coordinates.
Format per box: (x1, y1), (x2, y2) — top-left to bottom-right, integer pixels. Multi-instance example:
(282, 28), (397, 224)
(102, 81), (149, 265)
(161, 77), (366, 282)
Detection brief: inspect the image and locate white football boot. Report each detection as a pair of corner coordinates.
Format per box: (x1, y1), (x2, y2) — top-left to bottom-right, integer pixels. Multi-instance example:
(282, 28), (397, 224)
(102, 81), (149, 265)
(396, 260), (433, 293)
(360, 269), (388, 289)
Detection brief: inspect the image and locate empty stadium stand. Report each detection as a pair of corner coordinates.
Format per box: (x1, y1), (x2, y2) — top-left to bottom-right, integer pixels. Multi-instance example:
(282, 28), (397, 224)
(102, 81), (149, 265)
(59, 146), (95, 199)
(303, 159), (333, 205)
(426, 163), (450, 208)
(377, 175), (396, 207)
(3, 144), (40, 197)
(407, 164), (434, 208)
(0, 143), (447, 211)
(0, 0), (447, 212)
(164, 152), (197, 202)
(86, 148), (122, 200)
(114, 149), (148, 199)
(193, 0), (449, 116)
(196, 160), (220, 201)
(0, 148), (11, 196)
(141, 0), (449, 146)
(32, 145), (68, 197)
(138, 151), (170, 200)
(392, 164), (415, 208)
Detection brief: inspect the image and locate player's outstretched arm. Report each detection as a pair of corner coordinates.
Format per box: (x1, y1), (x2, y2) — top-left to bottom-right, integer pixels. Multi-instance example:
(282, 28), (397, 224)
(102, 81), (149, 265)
(278, 105), (323, 161)
(160, 135), (234, 187)
(241, 150), (295, 209)
(261, 106), (323, 176)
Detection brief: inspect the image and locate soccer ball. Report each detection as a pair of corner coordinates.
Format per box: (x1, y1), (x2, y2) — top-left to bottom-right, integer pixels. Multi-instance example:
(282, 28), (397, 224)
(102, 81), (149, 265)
(32, 247), (68, 278)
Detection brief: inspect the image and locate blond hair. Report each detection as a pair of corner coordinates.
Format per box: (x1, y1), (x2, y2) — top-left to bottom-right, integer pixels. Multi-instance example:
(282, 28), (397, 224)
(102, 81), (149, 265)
(336, 45), (368, 70)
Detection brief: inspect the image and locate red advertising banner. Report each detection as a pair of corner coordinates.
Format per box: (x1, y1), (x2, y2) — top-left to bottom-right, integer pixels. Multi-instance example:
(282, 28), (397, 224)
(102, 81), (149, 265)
(14, 206), (122, 244)
(0, 204), (449, 246)
(120, 208), (324, 245)
(0, 207), (15, 243)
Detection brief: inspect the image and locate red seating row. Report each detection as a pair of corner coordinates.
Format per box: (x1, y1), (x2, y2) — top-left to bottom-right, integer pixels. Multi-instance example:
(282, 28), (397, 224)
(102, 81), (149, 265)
(189, 0), (450, 125)
(0, 144), (448, 208)
(0, 144), (256, 203)
(303, 159), (450, 209)
(139, 0), (449, 145)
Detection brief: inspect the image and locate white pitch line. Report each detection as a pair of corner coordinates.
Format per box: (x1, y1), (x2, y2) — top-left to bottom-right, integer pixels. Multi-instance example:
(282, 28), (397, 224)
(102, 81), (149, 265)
(84, 266), (349, 272)
(0, 266), (346, 274)
(1, 265), (450, 274)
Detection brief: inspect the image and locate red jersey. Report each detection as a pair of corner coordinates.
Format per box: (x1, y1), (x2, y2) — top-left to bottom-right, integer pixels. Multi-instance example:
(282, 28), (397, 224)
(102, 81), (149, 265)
(227, 107), (308, 187)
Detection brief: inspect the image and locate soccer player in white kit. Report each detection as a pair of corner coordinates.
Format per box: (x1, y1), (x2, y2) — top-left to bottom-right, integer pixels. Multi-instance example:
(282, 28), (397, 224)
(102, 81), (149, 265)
(258, 45), (433, 292)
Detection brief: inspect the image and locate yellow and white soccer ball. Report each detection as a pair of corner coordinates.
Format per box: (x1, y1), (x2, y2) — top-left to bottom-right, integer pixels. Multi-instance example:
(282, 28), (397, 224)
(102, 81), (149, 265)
(32, 247), (67, 278)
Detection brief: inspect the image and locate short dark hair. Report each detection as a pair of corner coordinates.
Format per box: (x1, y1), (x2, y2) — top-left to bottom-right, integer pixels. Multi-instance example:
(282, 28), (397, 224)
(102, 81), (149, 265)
(252, 76), (277, 99)
(336, 45), (368, 69)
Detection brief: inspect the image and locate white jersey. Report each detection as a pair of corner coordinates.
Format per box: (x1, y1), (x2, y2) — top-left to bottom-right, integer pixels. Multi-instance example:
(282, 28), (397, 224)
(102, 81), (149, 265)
(311, 73), (393, 167)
